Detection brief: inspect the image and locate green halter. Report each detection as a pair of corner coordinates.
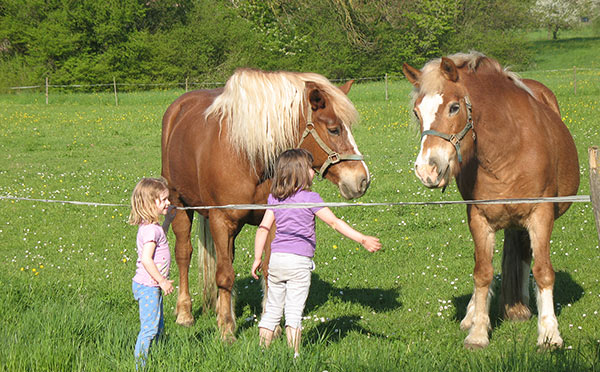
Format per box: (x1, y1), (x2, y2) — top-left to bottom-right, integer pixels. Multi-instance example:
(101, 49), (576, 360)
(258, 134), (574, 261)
(420, 96), (475, 163)
(297, 113), (364, 178)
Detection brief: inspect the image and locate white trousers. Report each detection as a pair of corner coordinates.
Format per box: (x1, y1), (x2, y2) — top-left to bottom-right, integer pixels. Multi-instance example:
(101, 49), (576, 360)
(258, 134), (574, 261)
(258, 252), (314, 330)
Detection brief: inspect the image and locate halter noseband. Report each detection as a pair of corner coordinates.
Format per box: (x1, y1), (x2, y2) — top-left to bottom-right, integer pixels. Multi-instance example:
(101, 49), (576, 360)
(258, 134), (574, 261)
(296, 114), (364, 178)
(420, 96), (476, 163)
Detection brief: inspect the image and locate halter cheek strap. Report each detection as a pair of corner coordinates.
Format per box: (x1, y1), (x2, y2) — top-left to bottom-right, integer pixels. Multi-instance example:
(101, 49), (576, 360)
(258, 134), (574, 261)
(296, 112), (364, 178)
(297, 122), (364, 177)
(420, 96), (475, 163)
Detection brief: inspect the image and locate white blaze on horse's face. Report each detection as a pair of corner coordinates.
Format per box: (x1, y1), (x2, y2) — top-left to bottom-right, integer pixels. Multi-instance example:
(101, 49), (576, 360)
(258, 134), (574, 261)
(343, 122), (370, 183)
(414, 93), (451, 188)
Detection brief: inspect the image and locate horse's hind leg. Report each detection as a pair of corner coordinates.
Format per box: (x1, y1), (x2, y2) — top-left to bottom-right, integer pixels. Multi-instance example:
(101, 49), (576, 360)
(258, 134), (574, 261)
(529, 209), (562, 348)
(172, 207), (195, 326)
(501, 228), (532, 321)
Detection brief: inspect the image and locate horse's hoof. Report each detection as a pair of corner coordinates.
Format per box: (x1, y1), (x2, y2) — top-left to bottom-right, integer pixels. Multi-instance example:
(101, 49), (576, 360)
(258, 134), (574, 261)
(176, 313), (195, 327)
(537, 335), (563, 350)
(221, 331), (237, 344)
(504, 304), (531, 322)
(464, 335), (489, 350)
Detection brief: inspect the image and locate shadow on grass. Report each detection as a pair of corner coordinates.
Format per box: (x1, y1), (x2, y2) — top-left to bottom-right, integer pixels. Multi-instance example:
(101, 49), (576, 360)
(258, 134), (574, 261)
(234, 272), (402, 334)
(451, 270), (583, 330)
(303, 314), (388, 345)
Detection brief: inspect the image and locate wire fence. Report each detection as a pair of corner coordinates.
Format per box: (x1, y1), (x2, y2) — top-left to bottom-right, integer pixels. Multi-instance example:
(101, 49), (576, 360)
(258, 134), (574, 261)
(6, 67), (600, 105)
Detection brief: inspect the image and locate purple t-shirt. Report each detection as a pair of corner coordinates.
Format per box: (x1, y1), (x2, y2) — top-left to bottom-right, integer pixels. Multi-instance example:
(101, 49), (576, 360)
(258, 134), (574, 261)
(132, 223), (170, 287)
(268, 190), (324, 257)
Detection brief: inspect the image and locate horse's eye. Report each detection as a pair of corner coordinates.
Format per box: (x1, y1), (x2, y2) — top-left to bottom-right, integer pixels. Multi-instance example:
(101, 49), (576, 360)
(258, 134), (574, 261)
(413, 109), (419, 120)
(449, 103), (460, 116)
(328, 127), (341, 136)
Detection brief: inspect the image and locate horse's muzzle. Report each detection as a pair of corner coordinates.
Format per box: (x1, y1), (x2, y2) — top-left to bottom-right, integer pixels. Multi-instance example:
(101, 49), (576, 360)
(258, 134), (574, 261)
(339, 174), (370, 199)
(415, 160), (449, 189)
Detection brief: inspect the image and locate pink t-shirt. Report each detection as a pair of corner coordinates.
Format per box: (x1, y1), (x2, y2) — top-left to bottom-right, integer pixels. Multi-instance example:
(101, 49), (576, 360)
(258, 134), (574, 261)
(132, 223), (170, 287)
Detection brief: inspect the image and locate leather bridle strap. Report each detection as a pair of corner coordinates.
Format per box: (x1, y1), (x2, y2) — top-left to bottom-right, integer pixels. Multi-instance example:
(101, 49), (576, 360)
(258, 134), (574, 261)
(297, 121), (364, 178)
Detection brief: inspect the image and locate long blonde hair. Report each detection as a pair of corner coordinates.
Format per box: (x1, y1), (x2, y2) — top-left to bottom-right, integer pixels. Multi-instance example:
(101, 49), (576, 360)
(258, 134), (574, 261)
(128, 178), (169, 225)
(270, 149), (314, 200)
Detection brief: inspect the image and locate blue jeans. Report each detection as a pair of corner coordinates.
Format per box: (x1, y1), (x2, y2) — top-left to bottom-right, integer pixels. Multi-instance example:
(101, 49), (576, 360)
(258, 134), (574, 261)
(132, 281), (164, 368)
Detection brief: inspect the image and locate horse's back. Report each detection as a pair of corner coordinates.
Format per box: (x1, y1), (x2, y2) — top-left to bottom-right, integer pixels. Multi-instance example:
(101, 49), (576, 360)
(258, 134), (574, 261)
(522, 79), (561, 116)
(512, 79), (579, 217)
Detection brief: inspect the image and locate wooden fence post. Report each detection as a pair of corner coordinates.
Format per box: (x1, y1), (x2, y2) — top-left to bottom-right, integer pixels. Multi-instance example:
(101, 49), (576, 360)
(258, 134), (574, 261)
(185, 77), (188, 92)
(45, 77), (49, 105)
(113, 76), (118, 106)
(590, 146), (600, 246)
(385, 73), (388, 101)
(573, 66), (577, 95)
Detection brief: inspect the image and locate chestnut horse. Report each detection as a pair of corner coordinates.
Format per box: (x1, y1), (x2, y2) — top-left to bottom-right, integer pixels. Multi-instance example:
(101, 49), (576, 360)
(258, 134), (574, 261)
(402, 52), (579, 349)
(161, 68), (370, 341)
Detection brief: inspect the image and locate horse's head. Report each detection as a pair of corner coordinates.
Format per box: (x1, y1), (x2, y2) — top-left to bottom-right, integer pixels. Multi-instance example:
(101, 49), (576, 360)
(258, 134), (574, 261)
(298, 79), (370, 199)
(403, 56), (476, 189)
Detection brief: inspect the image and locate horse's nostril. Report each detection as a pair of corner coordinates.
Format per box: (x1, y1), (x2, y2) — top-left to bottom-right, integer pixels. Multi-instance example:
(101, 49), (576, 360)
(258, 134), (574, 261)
(360, 177), (368, 192)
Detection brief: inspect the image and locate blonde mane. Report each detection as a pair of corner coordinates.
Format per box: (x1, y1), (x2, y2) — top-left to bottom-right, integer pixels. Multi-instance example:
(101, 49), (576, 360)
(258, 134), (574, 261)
(205, 68), (358, 175)
(418, 51), (533, 96)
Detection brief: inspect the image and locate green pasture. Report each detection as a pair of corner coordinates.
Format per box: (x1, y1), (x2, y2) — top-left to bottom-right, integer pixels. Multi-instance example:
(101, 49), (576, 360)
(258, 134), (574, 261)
(1, 44), (600, 371)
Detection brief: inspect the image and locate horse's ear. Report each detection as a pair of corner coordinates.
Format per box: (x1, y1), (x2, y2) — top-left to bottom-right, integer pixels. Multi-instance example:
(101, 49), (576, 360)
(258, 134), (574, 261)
(306, 82), (326, 110)
(402, 63), (421, 87)
(338, 79), (354, 95)
(440, 57), (459, 82)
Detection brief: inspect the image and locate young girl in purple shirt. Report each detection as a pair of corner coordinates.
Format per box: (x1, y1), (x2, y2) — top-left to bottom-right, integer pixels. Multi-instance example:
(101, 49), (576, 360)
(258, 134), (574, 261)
(251, 149), (381, 357)
(129, 177), (175, 369)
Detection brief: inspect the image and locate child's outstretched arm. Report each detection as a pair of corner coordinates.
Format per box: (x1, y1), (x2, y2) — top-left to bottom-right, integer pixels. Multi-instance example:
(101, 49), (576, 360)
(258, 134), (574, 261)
(141, 242), (174, 295)
(251, 210), (275, 279)
(316, 207), (381, 252)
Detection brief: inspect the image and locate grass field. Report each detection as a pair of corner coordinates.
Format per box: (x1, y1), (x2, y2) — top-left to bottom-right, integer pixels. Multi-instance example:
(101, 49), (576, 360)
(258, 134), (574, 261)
(1, 33), (600, 371)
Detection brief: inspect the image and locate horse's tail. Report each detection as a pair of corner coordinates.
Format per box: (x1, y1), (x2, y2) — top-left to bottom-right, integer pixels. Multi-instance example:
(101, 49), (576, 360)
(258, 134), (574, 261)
(500, 228), (532, 321)
(196, 215), (218, 312)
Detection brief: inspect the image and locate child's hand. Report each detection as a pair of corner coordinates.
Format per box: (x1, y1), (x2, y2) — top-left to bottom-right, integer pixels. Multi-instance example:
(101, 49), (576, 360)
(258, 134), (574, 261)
(251, 258), (262, 279)
(159, 278), (175, 295)
(361, 236), (381, 252)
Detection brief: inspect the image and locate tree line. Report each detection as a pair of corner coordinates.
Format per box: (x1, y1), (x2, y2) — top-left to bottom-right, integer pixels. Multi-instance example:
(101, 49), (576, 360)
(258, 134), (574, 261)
(0, 0), (596, 90)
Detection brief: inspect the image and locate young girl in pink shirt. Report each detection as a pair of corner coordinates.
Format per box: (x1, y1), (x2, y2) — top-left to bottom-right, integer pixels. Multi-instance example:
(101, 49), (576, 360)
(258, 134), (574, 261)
(251, 149), (381, 357)
(129, 177), (174, 369)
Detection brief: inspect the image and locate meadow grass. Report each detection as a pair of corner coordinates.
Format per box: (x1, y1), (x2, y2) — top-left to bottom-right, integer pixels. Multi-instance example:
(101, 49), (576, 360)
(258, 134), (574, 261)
(1, 39), (600, 371)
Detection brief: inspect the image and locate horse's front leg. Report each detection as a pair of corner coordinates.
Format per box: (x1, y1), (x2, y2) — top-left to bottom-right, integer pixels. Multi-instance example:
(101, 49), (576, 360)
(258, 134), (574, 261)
(462, 208), (495, 349)
(210, 212), (239, 343)
(172, 208), (195, 326)
(529, 208), (562, 348)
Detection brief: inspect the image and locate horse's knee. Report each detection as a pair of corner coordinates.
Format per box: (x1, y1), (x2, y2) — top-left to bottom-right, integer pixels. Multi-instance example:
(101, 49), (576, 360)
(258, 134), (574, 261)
(532, 263), (554, 289)
(216, 267), (235, 290)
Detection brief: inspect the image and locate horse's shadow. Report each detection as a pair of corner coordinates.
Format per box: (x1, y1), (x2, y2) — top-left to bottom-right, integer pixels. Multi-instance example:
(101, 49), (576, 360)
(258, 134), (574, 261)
(233, 272), (402, 337)
(452, 270), (584, 329)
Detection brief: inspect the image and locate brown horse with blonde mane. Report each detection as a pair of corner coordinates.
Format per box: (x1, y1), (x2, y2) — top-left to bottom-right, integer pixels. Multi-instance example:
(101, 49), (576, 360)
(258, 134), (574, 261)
(161, 68), (370, 341)
(402, 52), (579, 349)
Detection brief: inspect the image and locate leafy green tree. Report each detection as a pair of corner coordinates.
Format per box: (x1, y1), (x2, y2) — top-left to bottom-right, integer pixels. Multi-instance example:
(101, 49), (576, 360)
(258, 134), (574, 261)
(532, 0), (598, 39)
